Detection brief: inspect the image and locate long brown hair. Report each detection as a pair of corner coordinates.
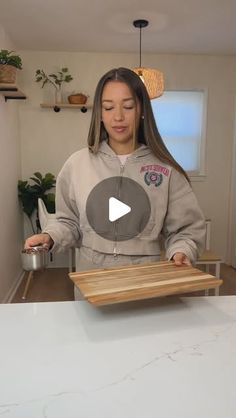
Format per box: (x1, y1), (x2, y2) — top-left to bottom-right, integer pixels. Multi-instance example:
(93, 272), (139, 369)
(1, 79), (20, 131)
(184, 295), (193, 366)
(87, 67), (189, 182)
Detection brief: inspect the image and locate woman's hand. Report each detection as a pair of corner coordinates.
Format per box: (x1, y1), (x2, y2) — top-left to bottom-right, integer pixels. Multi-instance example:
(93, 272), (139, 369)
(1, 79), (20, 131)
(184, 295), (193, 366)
(24, 233), (54, 250)
(173, 252), (191, 266)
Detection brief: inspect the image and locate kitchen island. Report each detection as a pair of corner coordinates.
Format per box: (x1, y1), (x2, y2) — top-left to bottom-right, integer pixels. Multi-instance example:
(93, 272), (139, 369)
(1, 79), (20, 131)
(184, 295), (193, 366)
(0, 296), (235, 417)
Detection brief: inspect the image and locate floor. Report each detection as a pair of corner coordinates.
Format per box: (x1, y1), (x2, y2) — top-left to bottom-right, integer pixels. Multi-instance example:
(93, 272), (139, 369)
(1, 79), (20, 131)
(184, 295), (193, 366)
(11, 263), (236, 303)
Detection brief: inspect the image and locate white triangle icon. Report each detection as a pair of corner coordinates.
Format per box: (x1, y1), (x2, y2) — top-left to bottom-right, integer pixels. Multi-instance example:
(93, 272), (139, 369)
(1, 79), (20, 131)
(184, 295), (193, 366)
(109, 197), (131, 222)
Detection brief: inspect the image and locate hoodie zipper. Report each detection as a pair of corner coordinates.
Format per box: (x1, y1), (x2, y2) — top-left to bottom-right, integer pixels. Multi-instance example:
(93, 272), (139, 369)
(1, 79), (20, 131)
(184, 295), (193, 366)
(113, 163), (125, 257)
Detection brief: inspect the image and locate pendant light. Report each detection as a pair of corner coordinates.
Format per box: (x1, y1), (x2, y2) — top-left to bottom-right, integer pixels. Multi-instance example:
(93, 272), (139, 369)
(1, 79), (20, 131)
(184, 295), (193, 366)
(132, 19), (164, 99)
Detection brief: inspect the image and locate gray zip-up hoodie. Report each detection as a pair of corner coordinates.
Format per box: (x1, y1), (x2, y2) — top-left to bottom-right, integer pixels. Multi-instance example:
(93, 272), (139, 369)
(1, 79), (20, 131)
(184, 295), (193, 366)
(44, 141), (206, 262)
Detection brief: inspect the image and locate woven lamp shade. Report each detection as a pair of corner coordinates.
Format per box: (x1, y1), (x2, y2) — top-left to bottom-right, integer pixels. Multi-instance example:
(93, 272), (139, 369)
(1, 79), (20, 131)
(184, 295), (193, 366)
(133, 67), (164, 99)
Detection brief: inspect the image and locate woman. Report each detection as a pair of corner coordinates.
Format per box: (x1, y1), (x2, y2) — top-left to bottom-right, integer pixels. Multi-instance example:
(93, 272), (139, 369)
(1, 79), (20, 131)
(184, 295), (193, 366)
(25, 67), (205, 283)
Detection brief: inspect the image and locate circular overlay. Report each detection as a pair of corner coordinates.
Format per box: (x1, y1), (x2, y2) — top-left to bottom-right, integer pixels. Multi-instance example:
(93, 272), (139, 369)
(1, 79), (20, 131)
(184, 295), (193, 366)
(86, 176), (151, 241)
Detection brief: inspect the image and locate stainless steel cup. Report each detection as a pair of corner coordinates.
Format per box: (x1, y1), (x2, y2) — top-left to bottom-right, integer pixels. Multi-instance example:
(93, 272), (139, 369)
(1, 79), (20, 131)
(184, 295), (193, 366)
(21, 246), (48, 271)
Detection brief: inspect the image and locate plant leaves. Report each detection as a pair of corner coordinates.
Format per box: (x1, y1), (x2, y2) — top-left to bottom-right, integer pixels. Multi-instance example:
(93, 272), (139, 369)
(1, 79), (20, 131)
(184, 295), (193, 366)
(43, 193), (56, 213)
(18, 172), (56, 223)
(30, 177), (41, 185)
(33, 172), (43, 180)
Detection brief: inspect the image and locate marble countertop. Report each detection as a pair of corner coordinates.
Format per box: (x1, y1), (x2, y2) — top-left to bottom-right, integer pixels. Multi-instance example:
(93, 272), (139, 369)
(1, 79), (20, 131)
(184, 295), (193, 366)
(0, 296), (236, 417)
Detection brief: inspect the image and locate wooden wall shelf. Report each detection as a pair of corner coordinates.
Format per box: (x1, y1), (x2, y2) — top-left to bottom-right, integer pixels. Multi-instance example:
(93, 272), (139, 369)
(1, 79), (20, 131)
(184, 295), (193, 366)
(40, 103), (92, 113)
(0, 83), (26, 101)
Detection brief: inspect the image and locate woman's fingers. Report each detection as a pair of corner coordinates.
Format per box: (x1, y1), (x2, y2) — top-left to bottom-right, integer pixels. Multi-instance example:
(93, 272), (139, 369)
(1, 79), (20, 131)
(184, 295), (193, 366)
(24, 233), (53, 249)
(173, 252), (191, 266)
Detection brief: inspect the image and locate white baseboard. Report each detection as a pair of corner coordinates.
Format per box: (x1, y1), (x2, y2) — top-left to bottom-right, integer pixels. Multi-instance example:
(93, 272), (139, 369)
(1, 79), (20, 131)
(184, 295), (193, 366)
(2, 269), (25, 304)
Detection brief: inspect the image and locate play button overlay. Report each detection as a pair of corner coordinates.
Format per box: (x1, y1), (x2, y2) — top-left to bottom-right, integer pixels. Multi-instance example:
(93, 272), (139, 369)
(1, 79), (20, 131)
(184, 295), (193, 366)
(109, 197), (131, 222)
(86, 176), (151, 241)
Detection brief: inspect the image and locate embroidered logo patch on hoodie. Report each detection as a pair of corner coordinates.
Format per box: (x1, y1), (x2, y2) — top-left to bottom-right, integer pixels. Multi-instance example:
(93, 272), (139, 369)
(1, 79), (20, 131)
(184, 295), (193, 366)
(140, 164), (169, 187)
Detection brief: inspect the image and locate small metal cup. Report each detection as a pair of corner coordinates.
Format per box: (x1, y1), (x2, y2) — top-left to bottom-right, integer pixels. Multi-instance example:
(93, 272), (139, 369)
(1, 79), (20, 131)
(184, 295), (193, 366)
(21, 246), (48, 271)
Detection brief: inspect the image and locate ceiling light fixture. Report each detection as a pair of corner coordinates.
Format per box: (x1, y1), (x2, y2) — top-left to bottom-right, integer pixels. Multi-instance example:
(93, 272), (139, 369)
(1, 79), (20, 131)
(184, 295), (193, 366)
(132, 19), (164, 99)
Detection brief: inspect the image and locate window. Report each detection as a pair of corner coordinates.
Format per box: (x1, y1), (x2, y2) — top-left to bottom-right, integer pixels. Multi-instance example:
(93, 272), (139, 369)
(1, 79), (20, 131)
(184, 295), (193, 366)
(151, 91), (207, 177)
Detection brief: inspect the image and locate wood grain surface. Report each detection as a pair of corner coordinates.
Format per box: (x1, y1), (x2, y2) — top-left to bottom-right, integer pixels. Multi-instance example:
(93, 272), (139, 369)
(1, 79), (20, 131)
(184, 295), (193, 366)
(69, 261), (223, 306)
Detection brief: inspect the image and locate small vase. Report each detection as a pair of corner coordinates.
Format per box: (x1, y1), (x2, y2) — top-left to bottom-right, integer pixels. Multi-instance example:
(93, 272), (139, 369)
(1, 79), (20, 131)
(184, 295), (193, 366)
(55, 87), (62, 104)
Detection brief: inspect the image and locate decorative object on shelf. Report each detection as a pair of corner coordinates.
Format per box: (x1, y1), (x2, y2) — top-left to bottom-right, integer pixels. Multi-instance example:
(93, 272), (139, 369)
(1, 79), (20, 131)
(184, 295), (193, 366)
(132, 19), (164, 99)
(68, 93), (88, 105)
(35, 67), (73, 103)
(0, 49), (23, 84)
(18, 172), (56, 234)
(55, 87), (63, 104)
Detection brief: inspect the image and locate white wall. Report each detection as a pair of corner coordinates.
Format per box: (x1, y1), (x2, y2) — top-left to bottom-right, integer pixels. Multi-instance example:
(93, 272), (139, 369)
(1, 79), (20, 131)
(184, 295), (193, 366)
(18, 51), (236, 263)
(0, 25), (23, 302)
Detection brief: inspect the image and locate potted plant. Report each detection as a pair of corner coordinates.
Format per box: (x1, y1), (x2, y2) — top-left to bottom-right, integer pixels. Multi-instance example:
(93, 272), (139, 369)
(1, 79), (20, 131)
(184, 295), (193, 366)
(18, 172), (56, 234)
(35, 67), (73, 103)
(0, 49), (23, 83)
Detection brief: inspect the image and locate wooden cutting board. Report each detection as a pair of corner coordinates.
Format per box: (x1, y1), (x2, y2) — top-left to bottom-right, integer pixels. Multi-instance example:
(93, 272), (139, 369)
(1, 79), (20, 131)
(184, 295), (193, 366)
(69, 261), (223, 306)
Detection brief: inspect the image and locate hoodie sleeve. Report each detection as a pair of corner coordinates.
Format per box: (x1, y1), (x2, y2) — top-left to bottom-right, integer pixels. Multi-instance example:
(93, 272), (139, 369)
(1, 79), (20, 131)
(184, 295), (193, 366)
(162, 169), (206, 263)
(43, 160), (81, 252)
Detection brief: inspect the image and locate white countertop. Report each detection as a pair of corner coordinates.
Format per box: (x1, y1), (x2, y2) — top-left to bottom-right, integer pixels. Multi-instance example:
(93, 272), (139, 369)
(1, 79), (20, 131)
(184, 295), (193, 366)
(0, 296), (236, 417)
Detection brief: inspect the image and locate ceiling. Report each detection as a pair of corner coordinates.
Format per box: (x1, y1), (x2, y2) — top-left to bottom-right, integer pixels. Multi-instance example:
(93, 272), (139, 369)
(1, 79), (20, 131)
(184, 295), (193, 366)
(1, 0), (236, 55)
